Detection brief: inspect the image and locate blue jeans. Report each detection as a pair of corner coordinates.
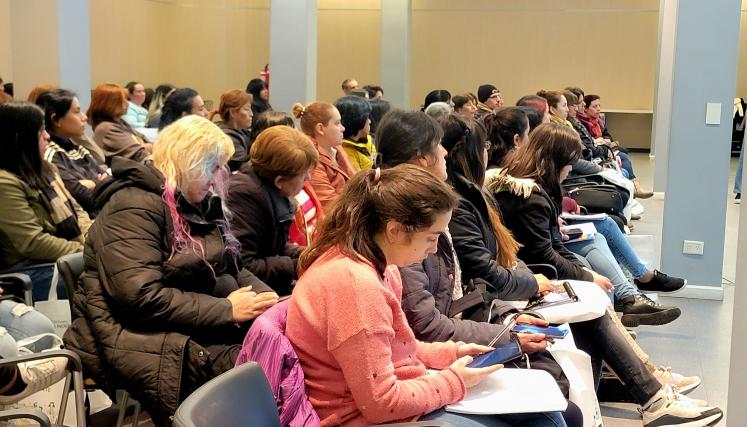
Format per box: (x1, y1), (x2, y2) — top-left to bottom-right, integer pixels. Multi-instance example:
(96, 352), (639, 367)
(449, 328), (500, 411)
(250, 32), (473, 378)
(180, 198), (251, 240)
(421, 408), (567, 427)
(617, 151), (635, 180)
(0, 301), (56, 358)
(7, 259), (66, 302)
(567, 217), (648, 278)
(565, 233), (637, 301)
(735, 143), (744, 194)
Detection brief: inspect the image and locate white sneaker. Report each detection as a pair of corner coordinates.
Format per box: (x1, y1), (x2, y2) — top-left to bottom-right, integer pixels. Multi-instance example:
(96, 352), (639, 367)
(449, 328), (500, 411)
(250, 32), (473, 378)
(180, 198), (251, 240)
(653, 366), (702, 395)
(0, 357), (68, 405)
(642, 386), (723, 426)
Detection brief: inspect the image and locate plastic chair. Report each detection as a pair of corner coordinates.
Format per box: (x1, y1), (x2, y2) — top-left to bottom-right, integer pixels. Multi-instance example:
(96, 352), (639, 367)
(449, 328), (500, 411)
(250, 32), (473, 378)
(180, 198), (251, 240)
(173, 362), (279, 427)
(0, 349), (86, 427)
(0, 408), (51, 427)
(0, 272), (33, 305)
(55, 252), (141, 427)
(526, 263), (558, 280)
(55, 253), (84, 317)
(174, 362), (451, 427)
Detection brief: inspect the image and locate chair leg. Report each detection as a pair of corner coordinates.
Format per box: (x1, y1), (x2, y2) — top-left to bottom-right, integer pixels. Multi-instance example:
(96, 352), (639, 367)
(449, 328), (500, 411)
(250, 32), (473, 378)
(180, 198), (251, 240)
(115, 391), (129, 427)
(73, 371), (86, 427)
(131, 400), (141, 427)
(57, 373), (71, 424)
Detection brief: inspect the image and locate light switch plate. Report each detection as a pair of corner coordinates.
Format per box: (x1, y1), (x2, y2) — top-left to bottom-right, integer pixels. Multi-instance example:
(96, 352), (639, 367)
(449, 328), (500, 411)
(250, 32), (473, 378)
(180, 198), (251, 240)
(705, 102), (721, 125)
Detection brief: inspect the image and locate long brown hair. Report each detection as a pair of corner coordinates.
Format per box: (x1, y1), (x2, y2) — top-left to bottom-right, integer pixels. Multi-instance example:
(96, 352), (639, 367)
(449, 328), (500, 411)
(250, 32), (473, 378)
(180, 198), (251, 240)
(503, 123), (583, 205)
(299, 164), (458, 276)
(439, 114), (520, 268)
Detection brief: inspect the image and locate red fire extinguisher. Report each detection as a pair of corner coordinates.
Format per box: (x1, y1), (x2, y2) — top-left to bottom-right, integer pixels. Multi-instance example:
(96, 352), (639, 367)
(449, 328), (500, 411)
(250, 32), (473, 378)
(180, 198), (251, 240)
(260, 64), (270, 89)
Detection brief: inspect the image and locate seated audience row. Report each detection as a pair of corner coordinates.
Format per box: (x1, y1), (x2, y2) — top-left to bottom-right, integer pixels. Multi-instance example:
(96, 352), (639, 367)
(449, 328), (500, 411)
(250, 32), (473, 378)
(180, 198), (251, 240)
(0, 78), (720, 427)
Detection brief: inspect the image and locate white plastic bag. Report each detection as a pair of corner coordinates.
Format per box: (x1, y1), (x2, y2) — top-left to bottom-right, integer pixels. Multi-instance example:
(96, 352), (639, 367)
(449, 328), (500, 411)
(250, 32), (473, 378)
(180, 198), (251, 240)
(33, 266), (71, 338)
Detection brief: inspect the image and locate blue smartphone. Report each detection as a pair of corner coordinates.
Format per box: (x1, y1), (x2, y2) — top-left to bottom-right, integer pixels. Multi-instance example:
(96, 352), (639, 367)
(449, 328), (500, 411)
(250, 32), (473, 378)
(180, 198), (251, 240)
(512, 324), (569, 339)
(467, 340), (522, 368)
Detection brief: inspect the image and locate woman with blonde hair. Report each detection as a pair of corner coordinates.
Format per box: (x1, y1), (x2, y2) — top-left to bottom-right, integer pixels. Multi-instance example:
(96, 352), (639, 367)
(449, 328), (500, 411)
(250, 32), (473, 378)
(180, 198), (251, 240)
(88, 83), (152, 166)
(64, 115), (278, 426)
(209, 89), (254, 171)
(292, 101), (356, 209)
(227, 126), (318, 296)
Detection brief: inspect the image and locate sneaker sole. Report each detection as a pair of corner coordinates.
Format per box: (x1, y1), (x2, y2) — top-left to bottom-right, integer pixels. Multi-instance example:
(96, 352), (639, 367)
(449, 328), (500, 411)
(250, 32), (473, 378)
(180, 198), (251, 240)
(644, 408), (723, 427)
(676, 378), (702, 395)
(621, 307), (682, 327)
(636, 280), (688, 295)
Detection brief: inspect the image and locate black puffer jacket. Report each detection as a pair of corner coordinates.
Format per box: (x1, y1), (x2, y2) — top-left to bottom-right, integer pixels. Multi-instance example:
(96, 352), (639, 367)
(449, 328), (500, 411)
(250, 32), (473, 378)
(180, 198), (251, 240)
(447, 171), (539, 301)
(487, 171), (594, 282)
(63, 158), (272, 425)
(227, 163), (301, 296)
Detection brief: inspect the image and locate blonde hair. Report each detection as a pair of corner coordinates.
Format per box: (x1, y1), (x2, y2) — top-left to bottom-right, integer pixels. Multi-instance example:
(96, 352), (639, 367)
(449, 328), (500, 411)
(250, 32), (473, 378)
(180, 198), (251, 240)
(153, 115), (237, 259)
(291, 101), (336, 137)
(250, 126), (319, 179)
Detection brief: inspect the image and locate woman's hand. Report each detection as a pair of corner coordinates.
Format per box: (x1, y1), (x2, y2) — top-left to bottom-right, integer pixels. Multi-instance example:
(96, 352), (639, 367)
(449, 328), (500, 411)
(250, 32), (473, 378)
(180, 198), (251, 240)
(534, 274), (555, 296)
(517, 332), (547, 354)
(586, 269), (614, 293)
(227, 286), (279, 322)
(515, 314), (549, 327)
(79, 179), (97, 190)
(456, 343), (493, 358)
(448, 356), (502, 388)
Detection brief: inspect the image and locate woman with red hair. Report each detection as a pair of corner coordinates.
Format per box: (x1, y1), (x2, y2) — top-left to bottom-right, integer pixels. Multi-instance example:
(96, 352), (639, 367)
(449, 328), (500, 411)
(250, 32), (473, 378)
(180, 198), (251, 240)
(88, 83), (152, 166)
(209, 89), (254, 171)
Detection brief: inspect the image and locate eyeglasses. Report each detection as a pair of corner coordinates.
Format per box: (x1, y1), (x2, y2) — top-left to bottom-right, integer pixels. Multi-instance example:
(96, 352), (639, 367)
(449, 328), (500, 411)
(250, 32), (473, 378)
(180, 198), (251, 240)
(484, 141), (492, 150)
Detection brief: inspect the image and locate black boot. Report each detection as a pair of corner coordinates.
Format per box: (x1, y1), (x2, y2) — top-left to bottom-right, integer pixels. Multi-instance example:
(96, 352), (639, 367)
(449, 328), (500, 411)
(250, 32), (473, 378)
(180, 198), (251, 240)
(615, 294), (681, 327)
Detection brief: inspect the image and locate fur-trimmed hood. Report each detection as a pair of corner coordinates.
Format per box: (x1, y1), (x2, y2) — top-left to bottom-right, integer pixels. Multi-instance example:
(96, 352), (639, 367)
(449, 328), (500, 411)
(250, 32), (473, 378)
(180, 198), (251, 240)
(485, 168), (539, 199)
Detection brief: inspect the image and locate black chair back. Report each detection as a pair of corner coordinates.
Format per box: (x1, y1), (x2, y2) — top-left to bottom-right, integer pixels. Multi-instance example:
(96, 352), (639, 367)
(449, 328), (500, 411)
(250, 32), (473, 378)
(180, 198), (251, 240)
(56, 253), (84, 316)
(173, 362), (280, 427)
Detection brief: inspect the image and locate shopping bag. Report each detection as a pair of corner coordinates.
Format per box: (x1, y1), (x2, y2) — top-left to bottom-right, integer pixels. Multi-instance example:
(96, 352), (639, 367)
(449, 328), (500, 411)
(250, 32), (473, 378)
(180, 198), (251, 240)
(548, 329), (603, 427)
(33, 267), (71, 338)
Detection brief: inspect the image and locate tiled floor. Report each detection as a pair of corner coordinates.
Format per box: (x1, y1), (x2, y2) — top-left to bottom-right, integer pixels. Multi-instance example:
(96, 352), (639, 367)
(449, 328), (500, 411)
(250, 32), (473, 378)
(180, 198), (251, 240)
(599, 153), (738, 426)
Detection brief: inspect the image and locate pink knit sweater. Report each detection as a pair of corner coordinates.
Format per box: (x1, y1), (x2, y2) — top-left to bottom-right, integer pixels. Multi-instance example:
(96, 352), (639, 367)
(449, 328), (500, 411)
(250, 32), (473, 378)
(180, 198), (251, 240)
(287, 248), (466, 426)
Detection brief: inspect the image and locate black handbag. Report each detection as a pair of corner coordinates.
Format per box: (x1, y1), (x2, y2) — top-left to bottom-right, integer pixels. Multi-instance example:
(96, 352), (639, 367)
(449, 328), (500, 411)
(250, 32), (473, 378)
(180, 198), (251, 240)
(566, 185), (625, 215)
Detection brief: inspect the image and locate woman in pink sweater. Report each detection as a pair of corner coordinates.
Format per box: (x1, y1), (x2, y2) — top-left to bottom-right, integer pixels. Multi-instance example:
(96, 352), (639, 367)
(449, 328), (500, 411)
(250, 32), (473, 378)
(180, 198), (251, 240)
(287, 165), (567, 427)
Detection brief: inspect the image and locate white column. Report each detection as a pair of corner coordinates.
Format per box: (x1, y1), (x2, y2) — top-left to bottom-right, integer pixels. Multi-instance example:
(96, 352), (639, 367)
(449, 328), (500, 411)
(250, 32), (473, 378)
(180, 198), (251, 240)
(269, 0), (317, 114)
(380, 0), (411, 109)
(57, 0), (91, 108)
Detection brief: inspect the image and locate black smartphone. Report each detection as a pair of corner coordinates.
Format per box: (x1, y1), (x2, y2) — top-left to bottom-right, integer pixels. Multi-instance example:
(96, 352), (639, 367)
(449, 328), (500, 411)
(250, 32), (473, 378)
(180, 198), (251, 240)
(467, 340), (522, 368)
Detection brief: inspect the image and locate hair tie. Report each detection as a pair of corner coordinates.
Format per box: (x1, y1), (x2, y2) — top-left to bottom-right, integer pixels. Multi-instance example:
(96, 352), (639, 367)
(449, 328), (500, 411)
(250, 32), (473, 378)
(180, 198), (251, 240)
(299, 107), (306, 117)
(373, 167), (381, 183)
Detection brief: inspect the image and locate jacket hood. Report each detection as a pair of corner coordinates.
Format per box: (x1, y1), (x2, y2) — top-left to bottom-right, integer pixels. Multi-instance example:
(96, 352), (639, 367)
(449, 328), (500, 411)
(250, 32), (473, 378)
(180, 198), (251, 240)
(485, 168), (538, 199)
(94, 157), (164, 208)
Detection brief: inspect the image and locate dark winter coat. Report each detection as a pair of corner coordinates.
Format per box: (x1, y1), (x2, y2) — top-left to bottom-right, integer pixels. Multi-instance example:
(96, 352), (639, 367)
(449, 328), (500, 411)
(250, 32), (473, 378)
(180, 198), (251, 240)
(63, 158), (272, 425)
(447, 171), (539, 301)
(227, 163), (301, 296)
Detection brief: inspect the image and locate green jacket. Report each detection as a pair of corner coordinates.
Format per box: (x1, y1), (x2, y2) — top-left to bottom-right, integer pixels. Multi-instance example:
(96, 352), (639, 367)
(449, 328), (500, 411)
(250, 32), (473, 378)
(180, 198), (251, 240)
(0, 170), (90, 269)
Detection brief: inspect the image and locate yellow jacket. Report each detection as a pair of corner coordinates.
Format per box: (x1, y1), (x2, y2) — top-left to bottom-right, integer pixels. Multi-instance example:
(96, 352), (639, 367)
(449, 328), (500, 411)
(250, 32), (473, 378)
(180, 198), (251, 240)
(342, 135), (377, 172)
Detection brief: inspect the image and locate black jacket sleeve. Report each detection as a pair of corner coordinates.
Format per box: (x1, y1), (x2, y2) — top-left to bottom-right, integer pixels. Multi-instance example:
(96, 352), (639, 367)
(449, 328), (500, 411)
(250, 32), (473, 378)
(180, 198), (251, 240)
(399, 261), (515, 347)
(228, 182), (295, 295)
(449, 203), (539, 301)
(510, 196), (594, 282)
(50, 152), (97, 213)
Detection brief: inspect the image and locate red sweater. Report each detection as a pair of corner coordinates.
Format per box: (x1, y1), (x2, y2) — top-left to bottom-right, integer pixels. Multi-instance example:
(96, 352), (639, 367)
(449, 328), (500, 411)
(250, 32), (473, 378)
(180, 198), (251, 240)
(287, 248), (466, 426)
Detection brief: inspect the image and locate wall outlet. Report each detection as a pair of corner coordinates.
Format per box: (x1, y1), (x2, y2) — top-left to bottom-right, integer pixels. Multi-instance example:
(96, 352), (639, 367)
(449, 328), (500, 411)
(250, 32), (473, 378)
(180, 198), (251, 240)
(683, 240), (704, 255)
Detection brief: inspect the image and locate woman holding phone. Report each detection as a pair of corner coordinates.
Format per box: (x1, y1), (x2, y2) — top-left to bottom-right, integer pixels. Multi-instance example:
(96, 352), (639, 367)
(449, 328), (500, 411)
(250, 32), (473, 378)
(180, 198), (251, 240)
(287, 164), (567, 426)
